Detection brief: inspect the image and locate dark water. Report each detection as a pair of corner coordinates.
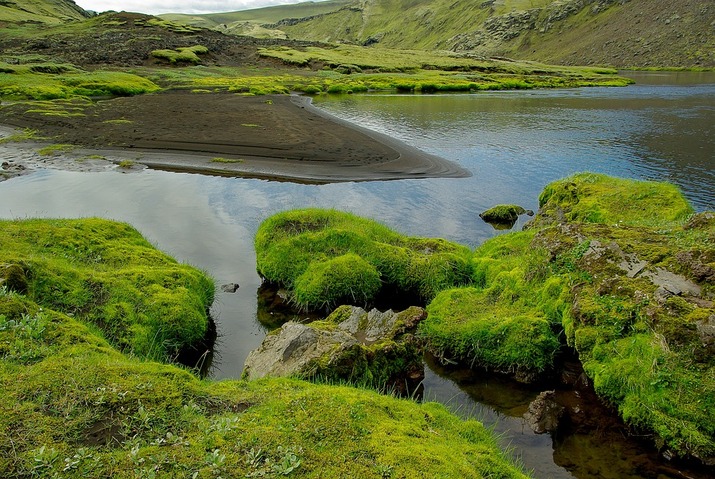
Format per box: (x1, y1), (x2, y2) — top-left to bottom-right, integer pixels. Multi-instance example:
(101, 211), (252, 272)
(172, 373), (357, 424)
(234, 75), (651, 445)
(0, 72), (713, 478)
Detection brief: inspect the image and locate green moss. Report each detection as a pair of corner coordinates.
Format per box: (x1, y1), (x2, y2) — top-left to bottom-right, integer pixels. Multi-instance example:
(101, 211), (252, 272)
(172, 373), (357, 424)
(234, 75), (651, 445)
(536, 172), (694, 228)
(423, 288), (561, 377)
(0, 219), (528, 478)
(0, 128), (38, 144)
(151, 45), (209, 64)
(0, 66), (161, 100)
(0, 218), (214, 362)
(294, 254), (381, 311)
(255, 209), (472, 311)
(37, 143), (75, 155)
(479, 204), (527, 225)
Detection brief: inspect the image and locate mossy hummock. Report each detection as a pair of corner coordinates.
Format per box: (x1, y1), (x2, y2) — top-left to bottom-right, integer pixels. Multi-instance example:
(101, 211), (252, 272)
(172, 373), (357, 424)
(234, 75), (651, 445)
(255, 173), (715, 462)
(0, 218), (214, 362)
(255, 208), (473, 311)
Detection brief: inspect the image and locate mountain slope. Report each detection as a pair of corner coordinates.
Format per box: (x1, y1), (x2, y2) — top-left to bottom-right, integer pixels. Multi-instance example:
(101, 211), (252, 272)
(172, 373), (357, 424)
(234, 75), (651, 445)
(172, 0), (714, 67)
(0, 0), (89, 25)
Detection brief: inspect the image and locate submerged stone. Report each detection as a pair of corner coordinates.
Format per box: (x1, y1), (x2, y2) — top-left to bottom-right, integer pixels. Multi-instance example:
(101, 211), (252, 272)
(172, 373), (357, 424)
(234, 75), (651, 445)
(524, 390), (565, 434)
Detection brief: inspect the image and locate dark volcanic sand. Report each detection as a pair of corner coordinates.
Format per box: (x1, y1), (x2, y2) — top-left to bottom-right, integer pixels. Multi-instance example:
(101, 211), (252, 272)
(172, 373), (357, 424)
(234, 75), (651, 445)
(0, 92), (469, 183)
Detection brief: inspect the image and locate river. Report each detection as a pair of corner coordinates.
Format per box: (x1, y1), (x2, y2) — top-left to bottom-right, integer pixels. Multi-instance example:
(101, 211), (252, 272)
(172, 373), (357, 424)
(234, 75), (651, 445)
(0, 71), (713, 478)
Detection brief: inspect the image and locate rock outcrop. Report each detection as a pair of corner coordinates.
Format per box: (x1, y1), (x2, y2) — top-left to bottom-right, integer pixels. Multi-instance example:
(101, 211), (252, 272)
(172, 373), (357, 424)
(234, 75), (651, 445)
(243, 306), (426, 393)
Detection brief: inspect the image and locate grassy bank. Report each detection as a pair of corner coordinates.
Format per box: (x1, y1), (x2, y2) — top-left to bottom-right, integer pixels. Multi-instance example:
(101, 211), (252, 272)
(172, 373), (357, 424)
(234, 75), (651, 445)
(0, 218), (213, 363)
(0, 61), (160, 100)
(256, 173), (714, 461)
(0, 218), (529, 478)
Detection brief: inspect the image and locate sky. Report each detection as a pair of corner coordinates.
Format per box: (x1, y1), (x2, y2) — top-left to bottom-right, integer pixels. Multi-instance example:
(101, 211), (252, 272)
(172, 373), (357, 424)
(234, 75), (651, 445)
(73, 1), (324, 15)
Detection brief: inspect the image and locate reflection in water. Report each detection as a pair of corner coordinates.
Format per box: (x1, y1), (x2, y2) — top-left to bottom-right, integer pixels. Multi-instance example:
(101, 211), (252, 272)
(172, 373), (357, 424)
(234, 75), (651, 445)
(1, 73), (713, 478)
(314, 74), (715, 212)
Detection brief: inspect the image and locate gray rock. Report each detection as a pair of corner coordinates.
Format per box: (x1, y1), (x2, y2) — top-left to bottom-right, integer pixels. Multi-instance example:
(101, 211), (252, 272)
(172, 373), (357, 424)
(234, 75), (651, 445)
(243, 322), (358, 380)
(220, 283), (239, 293)
(337, 307), (398, 344)
(242, 306), (427, 389)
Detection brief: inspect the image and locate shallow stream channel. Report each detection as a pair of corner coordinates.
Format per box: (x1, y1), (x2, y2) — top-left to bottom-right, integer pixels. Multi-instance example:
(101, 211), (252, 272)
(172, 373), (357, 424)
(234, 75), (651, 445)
(1, 71), (713, 478)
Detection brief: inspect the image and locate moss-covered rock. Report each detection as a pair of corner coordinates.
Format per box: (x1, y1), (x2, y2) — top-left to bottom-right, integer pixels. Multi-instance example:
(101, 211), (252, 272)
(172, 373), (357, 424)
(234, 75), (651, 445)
(522, 175), (713, 461)
(422, 287), (561, 382)
(244, 305), (426, 393)
(417, 173), (714, 461)
(532, 172), (694, 228)
(479, 203), (529, 229)
(0, 263), (28, 294)
(255, 209), (473, 311)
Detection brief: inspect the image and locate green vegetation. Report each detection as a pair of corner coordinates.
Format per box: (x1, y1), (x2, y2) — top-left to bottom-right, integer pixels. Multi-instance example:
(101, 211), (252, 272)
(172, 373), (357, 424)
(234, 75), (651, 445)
(37, 143), (74, 155)
(255, 209), (473, 311)
(284, 305), (426, 390)
(0, 218), (214, 362)
(151, 45), (209, 64)
(134, 17), (203, 34)
(0, 0), (88, 25)
(479, 204), (527, 225)
(528, 173), (714, 460)
(0, 128), (38, 144)
(117, 160), (136, 168)
(257, 173), (714, 460)
(180, 0), (712, 68)
(210, 157), (243, 164)
(0, 62), (161, 100)
(0, 218), (529, 478)
(535, 173), (694, 228)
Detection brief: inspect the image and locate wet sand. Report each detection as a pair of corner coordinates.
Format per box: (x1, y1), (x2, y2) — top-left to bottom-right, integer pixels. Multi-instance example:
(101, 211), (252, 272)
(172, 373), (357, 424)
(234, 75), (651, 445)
(0, 92), (469, 183)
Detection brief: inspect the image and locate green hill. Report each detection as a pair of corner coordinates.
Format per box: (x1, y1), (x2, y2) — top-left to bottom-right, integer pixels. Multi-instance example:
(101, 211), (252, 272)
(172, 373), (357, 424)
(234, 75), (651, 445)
(164, 0), (714, 68)
(0, 0), (89, 25)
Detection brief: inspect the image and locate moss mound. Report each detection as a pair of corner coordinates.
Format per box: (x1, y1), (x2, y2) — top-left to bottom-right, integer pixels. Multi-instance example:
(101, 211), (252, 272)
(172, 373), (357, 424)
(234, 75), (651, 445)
(255, 209), (473, 311)
(0, 219), (528, 479)
(534, 172), (694, 228)
(479, 204), (527, 225)
(486, 174), (711, 460)
(0, 218), (214, 362)
(419, 230), (569, 381)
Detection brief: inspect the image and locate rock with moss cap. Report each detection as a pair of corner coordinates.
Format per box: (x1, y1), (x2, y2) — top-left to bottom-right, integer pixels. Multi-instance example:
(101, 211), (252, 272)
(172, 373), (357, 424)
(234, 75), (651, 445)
(243, 305), (426, 393)
(479, 204), (531, 229)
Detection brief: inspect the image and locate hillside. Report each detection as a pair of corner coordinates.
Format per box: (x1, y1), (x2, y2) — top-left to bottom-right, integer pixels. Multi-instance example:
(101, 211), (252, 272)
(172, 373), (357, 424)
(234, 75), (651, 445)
(165, 0), (714, 68)
(0, 0), (88, 25)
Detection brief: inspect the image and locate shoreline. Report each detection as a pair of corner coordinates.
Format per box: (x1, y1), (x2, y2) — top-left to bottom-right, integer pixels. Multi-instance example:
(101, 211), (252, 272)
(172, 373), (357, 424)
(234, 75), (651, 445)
(0, 92), (470, 183)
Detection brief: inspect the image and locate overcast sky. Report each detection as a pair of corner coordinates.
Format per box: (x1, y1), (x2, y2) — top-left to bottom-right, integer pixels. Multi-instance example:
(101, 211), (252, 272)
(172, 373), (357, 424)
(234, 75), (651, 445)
(73, 1), (325, 15)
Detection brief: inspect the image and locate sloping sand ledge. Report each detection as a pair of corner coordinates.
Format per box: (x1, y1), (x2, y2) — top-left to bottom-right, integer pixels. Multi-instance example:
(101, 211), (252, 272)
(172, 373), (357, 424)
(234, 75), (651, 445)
(0, 92), (470, 183)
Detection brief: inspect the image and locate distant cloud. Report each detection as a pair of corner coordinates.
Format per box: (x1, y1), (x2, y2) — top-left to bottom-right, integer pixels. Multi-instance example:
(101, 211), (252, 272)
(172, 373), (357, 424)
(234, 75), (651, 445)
(74, 0), (320, 15)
